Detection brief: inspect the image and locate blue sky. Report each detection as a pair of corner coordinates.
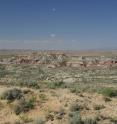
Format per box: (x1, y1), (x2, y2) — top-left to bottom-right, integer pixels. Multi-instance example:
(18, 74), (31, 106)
(0, 0), (117, 50)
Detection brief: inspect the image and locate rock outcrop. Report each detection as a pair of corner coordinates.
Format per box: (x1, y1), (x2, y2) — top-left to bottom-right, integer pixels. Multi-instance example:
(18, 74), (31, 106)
(0, 52), (117, 69)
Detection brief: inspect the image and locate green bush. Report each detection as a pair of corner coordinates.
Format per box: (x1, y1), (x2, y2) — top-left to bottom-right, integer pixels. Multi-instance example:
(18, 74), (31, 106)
(14, 97), (35, 115)
(0, 64), (8, 78)
(28, 80), (39, 88)
(69, 102), (83, 124)
(69, 111), (97, 124)
(69, 111), (83, 124)
(47, 81), (65, 89)
(69, 102), (97, 124)
(70, 103), (83, 112)
(39, 93), (47, 103)
(19, 115), (33, 123)
(100, 88), (117, 97)
(83, 118), (97, 124)
(34, 119), (45, 124)
(1, 88), (23, 102)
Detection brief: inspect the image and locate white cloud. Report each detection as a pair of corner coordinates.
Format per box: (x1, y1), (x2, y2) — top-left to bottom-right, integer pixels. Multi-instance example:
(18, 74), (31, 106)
(52, 8), (56, 12)
(50, 33), (56, 38)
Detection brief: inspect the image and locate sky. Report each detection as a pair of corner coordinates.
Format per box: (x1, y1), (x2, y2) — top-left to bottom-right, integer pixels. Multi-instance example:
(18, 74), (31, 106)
(0, 0), (117, 50)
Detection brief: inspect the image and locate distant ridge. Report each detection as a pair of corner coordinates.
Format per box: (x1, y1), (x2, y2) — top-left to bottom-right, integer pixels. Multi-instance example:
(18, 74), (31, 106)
(0, 49), (117, 57)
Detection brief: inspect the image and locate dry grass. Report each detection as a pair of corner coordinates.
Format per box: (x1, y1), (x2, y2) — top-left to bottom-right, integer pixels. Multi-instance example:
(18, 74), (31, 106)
(0, 86), (117, 124)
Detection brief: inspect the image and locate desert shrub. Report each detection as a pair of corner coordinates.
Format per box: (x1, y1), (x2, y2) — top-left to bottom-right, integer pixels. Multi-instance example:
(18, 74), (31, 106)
(70, 87), (81, 94)
(23, 89), (32, 94)
(55, 108), (65, 120)
(83, 118), (97, 124)
(110, 117), (117, 124)
(39, 93), (48, 103)
(3, 122), (11, 124)
(27, 80), (39, 88)
(69, 111), (83, 124)
(1, 88), (23, 102)
(103, 96), (111, 102)
(93, 104), (105, 110)
(46, 113), (54, 121)
(69, 112), (97, 124)
(19, 115), (33, 123)
(0, 64), (8, 78)
(34, 119), (45, 124)
(100, 88), (117, 97)
(70, 103), (83, 112)
(69, 102), (97, 124)
(14, 97), (35, 115)
(69, 102), (83, 124)
(47, 81), (65, 89)
(14, 121), (23, 124)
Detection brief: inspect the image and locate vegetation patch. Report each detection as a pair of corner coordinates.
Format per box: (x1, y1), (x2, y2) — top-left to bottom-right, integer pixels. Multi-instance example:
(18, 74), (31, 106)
(34, 118), (46, 124)
(47, 81), (65, 89)
(69, 111), (98, 124)
(1, 88), (23, 102)
(14, 97), (36, 115)
(69, 102), (98, 124)
(19, 114), (33, 123)
(93, 104), (105, 110)
(70, 103), (83, 112)
(100, 87), (117, 97)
